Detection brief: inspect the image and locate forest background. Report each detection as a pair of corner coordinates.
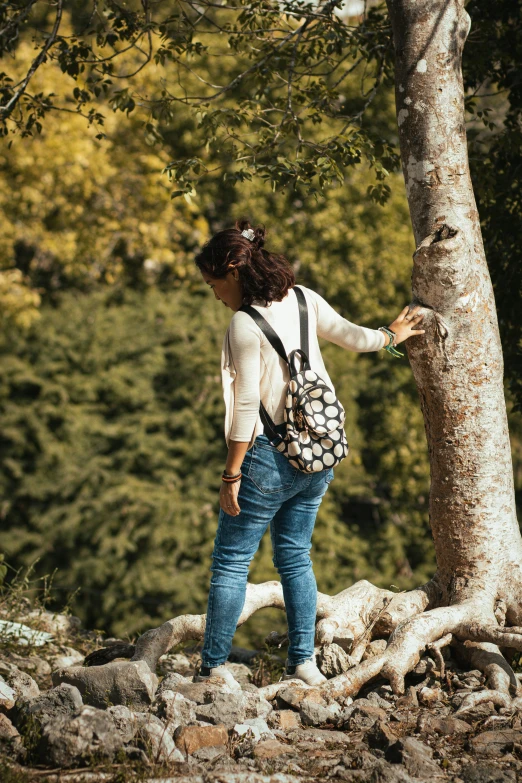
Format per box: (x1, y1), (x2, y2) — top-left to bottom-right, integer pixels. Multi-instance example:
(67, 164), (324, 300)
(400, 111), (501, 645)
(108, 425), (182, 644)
(1, 1), (521, 650)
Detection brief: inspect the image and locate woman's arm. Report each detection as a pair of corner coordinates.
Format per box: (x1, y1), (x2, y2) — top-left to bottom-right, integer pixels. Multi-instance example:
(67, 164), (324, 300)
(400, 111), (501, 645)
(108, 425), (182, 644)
(220, 439), (250, 516)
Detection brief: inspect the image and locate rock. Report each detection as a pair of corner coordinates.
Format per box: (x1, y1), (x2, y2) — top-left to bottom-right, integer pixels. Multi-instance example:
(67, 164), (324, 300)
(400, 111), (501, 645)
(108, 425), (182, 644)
(192, 744), (228, 761)
(362, 639), (388, 660)
(417, 711), (472, 736)
(7, 653), (51, 679)
(158, 652), (192, 676)
(157, 672), (192, 696)
(0, 676), (16, 710)
(461, 761), (516, 783)
(318, 643), (352, 676)
(0, 712), (24, 758)
(343, 702), (387, 730)
(174, 724), (228, 756)
(253, 738), (293, 759)
(0, 661), (40, 701)
(418, 686), (442, 707)
(155, 689), (197, 727)
(175, 679), (239, 704)
(299, 698), (341, 727)
(21, 609), (82, 636)
(367, 720), (399, 750)
(195, 691), (247, 728)
(231, 717), (275, 743)
(39, 704), (123, 767)
(457, 702), (497, 721)
(413, 657), (436, 676)
(369, 758), (418, 783)
(106, 704), (139, 742)
(268, 709), (301, 730)
(137, 719), (185, 762)
(13, 683), (83, 732)
(50, 647), (85, 670)
(52, 660), (158, 709)
(470, 729), (522, 758)
(366, 691), (393, 710)
(242, 689), (273, 719)
(386, 737), (443, 778)
(277, 685), (323, 710)
(395, 686), (418, 709)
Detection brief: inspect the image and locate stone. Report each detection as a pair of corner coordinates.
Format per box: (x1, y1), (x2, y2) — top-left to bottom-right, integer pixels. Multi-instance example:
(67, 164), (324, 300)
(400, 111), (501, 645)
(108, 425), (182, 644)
(268, 710), (301, 730)
(413, 657), (436, 676)
(253, 738), (293, 759)
(195, 691), (247, 728)
(457, 702), (497, 721)
(395, 686), (418, 710)
(231, 718), (274, 743)
(174, 724), (228, 756)
(418, 686), (442, 707)
(21, 609), (82, 636)
(299, 699), (341, 727)
(470, 729), (522, 758)
(175, 679), (238, 704)
(277, 685), (324, 710)
(417, 711), (472, 736)
(370, 759), (418, 783)
(155, 689), (197, 728)
(39, 704), (123, 767)
(0, 676), (16, 710)
(157, 672), (192, 696)
(461, 761), (516, 783)
(362, 639), (388, 659)
(158, 652), (192, 677)
(106, 704), (139, 742)
(366, 691), (393, 710)
(52, 659), (158, 709)
(386, 737), (443, 778)
(137, 719), (185, 763)
(366, 720), (399, 750)
(8, 652), (52, 678)
(0, 661), (40, 702)
(192, 744), (228, 761)
(0, 712), (24, 758)
(242, 689), (273, 719)
(13, 683), (83, 732)
(318, 643), (352, 676)
(343, 702), (387, 730)
(50, 647), (85, 670)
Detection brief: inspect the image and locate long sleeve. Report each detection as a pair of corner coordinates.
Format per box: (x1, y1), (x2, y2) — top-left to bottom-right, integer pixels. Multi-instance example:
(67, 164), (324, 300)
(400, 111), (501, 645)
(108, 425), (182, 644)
(227, 311), (262, 441)
(306, 288), (386, 352)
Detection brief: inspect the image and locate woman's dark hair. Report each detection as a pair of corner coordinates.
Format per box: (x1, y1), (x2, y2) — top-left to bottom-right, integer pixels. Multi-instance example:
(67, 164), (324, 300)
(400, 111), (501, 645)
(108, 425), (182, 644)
(195, 219), (295, 306)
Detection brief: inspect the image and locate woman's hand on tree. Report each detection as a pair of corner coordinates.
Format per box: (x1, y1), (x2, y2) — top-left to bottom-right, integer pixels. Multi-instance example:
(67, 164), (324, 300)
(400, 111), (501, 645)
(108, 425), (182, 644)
(388, 305), (425, 345)
(220, 480), (241, 516)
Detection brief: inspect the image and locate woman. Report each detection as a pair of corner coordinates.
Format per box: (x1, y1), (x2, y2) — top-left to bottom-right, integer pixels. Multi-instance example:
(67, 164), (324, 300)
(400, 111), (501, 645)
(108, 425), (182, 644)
(194, 220), (424, 686)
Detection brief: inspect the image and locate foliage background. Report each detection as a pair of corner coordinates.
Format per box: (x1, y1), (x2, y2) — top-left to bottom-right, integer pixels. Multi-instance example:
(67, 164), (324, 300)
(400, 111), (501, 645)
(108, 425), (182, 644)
(1, 6), (521, 648)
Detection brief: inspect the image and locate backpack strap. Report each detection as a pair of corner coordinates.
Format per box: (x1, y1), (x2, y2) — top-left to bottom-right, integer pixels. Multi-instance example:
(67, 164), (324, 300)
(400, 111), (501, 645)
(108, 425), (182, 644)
(239, 304), (288, 364)
(294, 286), (309, 357)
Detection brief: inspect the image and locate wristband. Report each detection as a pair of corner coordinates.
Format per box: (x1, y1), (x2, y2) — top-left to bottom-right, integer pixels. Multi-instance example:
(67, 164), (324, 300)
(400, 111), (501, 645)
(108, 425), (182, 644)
(222, 470), (242, 483)
(378, 326), (404, 358)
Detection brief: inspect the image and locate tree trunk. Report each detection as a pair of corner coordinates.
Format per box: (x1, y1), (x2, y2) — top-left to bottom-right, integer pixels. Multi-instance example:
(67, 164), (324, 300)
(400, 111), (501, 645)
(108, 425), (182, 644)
(76, 0), (522, 707)
(387, 0), (522, 609)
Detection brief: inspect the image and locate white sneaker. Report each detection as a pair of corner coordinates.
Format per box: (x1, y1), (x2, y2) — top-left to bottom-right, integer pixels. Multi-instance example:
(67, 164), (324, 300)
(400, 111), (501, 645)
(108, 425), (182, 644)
(283, 658), (327, 686)
(193, 664), (241, 692)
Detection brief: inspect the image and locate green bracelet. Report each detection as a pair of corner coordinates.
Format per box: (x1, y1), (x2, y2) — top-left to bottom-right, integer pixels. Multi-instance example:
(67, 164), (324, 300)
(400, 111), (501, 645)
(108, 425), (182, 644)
(378, 326), (404, 358)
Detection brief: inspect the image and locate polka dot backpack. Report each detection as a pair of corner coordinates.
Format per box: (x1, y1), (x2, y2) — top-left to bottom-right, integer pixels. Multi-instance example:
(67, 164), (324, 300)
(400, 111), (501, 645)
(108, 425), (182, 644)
(240, 286), (349, 473)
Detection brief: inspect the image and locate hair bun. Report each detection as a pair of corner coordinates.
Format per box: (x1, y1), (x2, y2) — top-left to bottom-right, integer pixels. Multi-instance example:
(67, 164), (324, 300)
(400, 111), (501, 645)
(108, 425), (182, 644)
(236, 219), (265, 250)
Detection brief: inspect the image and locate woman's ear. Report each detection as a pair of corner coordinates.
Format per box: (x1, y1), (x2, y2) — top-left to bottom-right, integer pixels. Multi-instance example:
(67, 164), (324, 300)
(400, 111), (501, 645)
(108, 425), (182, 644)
(233, 269), (239, 281)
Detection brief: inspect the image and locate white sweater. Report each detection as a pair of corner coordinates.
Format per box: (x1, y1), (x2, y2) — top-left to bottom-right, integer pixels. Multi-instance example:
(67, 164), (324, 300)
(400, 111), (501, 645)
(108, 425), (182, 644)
(221, 285), (386, 446)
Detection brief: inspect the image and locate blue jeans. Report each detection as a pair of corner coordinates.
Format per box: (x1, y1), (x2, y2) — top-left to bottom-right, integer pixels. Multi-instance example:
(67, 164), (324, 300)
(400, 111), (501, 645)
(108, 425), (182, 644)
(201, 434), (334, 668)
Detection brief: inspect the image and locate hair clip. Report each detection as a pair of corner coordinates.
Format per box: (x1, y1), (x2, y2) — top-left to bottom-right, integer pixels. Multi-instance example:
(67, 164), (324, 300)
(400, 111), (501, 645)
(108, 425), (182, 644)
(241, 228), (255, 241)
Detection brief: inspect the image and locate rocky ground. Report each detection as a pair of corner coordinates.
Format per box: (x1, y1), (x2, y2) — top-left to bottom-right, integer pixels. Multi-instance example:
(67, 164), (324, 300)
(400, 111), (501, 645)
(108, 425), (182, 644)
(1, 606), (521, 783)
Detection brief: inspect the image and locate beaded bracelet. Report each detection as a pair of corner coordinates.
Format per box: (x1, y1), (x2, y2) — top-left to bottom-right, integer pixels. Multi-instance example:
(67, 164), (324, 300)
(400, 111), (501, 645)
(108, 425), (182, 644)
(378, 326), (404, 358)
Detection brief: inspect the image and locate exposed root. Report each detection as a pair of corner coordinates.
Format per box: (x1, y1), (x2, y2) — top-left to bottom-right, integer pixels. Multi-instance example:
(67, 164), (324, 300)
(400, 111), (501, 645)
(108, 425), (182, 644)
(427, 633), (453, 678)
(456, 689), (512, 715)
(462, 641), (517, 695)
(460, 623), (522, 651)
